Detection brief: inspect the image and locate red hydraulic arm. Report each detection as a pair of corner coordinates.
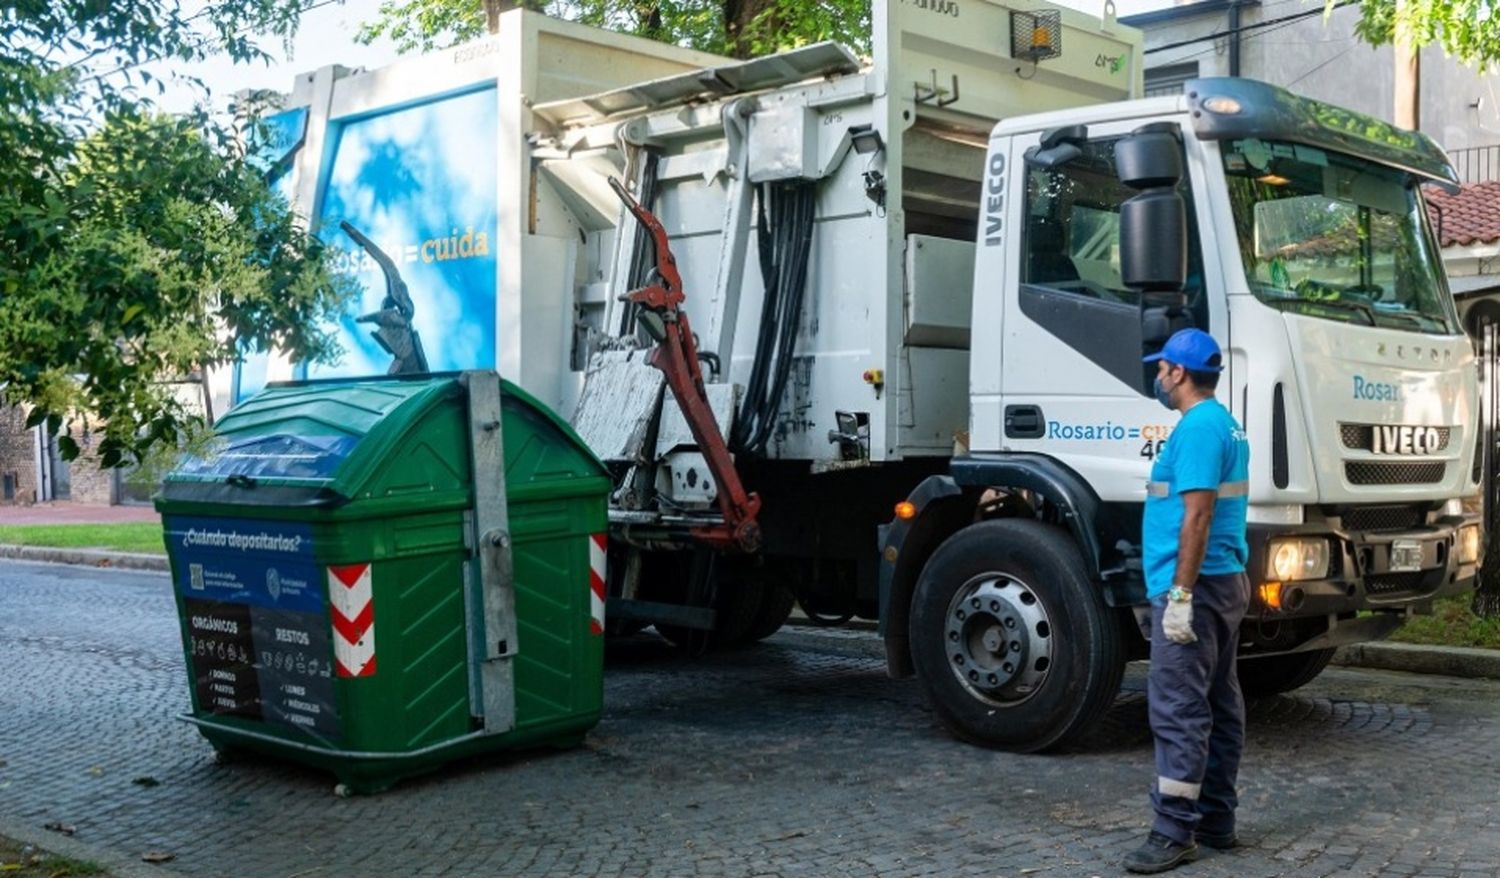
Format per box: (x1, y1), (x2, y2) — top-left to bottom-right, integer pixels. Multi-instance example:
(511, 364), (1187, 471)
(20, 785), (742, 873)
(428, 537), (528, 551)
(609, 176), (763, 553)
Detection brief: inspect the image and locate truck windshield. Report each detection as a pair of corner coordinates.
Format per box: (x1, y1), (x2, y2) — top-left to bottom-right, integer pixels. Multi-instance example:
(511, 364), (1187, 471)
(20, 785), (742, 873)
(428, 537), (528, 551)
(1221, 138), (1458, 335)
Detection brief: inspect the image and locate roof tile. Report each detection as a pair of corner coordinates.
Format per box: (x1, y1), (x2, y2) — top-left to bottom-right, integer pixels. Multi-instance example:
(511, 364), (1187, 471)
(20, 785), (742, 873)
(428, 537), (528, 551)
(1426, 181), (1500, 248)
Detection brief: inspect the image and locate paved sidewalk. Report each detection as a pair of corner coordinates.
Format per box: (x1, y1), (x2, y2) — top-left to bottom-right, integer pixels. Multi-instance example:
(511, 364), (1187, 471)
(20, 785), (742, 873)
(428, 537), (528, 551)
(3, 561), (1500, 877)
(0, 501), (159, 525)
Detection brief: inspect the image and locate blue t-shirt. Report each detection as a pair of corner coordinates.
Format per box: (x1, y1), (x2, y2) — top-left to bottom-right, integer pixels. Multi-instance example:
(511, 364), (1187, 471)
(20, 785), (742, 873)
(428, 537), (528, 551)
(1142, 398), (1251, 598)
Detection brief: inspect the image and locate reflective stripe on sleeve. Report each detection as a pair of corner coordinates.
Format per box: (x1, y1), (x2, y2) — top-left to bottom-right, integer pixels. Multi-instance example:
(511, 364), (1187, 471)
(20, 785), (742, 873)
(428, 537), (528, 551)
(1146, 480), (1248, 499)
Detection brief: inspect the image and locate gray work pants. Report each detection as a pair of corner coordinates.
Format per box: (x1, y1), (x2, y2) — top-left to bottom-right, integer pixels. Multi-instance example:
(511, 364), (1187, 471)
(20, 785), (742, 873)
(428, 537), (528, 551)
(1145, 572), (1252, 845)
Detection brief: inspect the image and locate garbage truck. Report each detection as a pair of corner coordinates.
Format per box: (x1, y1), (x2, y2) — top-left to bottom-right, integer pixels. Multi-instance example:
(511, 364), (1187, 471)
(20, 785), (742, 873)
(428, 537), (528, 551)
(534, 0), (1484, 750)
(240, 0), (1482, 751)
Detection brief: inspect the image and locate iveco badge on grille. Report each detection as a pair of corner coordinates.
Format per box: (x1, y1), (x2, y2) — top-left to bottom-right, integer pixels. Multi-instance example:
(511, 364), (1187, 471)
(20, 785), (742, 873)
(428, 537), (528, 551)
(1371, 425), (1445, 455)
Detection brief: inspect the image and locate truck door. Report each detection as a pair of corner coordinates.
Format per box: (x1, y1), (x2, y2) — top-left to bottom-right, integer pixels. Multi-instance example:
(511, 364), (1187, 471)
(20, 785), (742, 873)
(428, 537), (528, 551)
(997, 121), (1211, 499)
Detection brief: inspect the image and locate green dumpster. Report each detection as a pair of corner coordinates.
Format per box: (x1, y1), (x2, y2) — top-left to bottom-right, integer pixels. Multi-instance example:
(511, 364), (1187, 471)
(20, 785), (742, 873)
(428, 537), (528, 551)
(156, 371), (610, 794)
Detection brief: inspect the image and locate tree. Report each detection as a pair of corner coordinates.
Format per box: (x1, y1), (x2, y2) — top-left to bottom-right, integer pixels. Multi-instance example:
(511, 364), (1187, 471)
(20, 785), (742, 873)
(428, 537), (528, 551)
(359, 0), (872, 60)
(1333, 0), (1500, 130)
(1340, 0), (1500, 69)
(0, 3), (355, 468)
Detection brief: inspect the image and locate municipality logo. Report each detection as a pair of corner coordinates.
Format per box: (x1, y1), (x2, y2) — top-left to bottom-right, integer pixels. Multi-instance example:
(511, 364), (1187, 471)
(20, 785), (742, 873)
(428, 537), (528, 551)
(266, 568), (282, 601)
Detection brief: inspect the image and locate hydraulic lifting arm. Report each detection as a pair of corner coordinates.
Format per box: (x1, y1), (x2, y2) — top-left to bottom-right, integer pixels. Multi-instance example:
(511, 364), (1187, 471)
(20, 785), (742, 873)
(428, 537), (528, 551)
(609, 177), (763, 553)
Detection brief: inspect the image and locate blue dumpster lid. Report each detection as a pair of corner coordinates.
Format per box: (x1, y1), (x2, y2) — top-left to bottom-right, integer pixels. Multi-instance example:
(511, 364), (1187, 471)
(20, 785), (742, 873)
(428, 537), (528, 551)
(161, 375), (466, 508)
(160, 373), (609, 511)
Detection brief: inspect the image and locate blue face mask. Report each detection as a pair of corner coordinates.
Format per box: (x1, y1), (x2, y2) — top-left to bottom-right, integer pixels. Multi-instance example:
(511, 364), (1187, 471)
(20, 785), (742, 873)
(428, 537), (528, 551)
(1153, 375), (1175, 410)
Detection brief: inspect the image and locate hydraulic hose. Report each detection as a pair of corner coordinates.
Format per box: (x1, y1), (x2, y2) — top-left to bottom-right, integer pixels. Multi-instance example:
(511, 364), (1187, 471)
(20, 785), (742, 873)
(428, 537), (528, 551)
(733, 180), (818, 454)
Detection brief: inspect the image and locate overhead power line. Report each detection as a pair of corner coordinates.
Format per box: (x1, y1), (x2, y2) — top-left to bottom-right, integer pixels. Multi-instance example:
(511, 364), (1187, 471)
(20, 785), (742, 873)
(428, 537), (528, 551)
(1145, 1), (1355, 55)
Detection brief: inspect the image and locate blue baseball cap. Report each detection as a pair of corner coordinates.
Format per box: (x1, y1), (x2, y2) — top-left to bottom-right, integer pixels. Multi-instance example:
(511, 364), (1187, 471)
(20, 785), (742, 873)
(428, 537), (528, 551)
(1142, 328), (1223, 372)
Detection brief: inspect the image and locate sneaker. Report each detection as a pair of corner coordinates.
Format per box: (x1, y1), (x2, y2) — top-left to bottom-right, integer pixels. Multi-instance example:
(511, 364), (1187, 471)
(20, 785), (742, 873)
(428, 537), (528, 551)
(1196, 829), (1238, 850)
(1123, 831), (1200, 874)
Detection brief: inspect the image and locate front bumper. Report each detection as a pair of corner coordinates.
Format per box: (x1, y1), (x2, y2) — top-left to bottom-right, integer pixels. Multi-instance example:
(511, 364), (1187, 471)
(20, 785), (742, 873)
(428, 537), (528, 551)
(1245, 510), (1480, 622)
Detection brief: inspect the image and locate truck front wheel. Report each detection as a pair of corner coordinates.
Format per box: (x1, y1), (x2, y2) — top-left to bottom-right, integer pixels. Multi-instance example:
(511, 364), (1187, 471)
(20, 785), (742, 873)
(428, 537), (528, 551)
(910, 519), (1124, 751)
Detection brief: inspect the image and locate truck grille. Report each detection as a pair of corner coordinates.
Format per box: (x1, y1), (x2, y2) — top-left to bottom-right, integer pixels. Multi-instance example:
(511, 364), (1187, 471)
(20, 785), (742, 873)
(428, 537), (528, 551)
(1340, 423), (1451, 452)
(1364, 571), (1435, 599)
(1345, 461), (1446, 485)
(1338, 505), (1429, 532)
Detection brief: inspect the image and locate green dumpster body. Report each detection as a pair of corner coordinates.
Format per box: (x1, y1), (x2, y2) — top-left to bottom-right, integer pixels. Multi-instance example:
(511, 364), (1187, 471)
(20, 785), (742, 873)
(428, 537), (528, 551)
(155, 374), (609, 793)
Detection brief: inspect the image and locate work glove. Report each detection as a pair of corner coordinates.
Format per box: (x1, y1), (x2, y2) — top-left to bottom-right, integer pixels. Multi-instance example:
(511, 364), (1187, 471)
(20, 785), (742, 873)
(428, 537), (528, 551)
(1162, 596), (1197, 644)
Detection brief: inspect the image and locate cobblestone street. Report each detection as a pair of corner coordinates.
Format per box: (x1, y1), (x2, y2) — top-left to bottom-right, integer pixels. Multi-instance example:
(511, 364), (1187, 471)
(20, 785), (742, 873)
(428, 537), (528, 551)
(2, 560), (1499, 877)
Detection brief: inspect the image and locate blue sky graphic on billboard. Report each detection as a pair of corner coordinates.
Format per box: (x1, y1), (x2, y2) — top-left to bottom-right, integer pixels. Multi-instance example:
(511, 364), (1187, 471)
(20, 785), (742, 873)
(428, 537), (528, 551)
(311, 86), (499, 380)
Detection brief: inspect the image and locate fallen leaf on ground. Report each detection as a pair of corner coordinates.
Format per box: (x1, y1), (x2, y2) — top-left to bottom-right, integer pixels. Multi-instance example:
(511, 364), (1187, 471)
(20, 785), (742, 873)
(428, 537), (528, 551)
(132, 776), (161, 787)
(42, 822), (75, 836)
(141, 851), (175, 864)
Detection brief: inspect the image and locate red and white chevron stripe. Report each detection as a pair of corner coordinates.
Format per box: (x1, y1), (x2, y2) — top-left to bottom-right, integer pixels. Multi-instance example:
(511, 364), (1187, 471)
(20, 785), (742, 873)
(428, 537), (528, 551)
(328, 563), (376, 677)
(588, 533), (606, 635)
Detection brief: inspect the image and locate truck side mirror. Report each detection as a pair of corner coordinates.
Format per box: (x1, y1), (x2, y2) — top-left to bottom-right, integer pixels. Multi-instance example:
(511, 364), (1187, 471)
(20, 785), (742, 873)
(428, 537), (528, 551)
(1116, 130), (1187, 294)
(1025, 124), (1088, 169)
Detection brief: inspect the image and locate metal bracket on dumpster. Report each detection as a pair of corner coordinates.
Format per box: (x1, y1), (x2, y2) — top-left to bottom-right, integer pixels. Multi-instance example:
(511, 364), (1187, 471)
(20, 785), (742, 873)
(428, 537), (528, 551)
(461, 370), (517, 736)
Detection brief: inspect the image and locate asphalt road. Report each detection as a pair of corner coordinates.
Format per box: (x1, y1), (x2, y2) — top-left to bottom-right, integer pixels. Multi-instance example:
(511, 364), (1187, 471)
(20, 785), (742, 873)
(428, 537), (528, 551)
(2, 560), (1499, 877)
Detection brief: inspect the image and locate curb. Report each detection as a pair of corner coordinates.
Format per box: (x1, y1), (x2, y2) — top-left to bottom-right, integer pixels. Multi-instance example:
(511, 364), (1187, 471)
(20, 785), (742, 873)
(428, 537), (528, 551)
(1331, 641), (1500, 680)
(0, 544), (168, 572)
(0, 815), (182, 877)
(776, 622), (1500, 681)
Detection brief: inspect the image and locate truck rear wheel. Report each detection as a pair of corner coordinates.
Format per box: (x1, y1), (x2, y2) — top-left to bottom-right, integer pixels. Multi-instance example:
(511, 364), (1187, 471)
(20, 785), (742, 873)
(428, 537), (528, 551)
(656, 567), (762, 650)
(744, 583), (797, 643)
(1237, 648), (1336, 696)
(910, 519), (1124, 751)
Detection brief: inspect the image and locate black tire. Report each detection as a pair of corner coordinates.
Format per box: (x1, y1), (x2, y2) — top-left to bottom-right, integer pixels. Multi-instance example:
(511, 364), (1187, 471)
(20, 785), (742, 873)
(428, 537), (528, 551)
(708, 575), (764, 646)
(655, 562), (761, 651)
(909, 519), (1125, 751)
(744, 583), (797, 643)
(1237, 648), (1336, 697)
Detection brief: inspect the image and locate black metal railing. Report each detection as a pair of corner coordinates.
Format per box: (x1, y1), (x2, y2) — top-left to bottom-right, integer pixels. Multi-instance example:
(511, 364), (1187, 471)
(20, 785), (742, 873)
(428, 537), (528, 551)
(1449, 144), (1500, 184)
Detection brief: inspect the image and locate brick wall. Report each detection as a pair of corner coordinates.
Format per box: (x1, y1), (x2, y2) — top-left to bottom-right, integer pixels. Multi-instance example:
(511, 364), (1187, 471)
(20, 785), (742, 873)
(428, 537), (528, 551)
(0, 404), (117, 506)
(65, 422), (116, 505)
(0, 405), (38, 504)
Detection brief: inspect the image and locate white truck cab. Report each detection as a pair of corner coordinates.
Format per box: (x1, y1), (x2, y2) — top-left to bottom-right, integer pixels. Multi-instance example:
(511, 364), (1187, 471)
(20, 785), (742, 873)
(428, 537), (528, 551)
(882, 78), (1481, 749)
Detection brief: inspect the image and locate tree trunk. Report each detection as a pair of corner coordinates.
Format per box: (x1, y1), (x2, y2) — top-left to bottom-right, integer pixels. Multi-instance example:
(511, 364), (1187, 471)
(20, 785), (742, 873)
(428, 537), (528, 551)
(722, 0), (779, 58)
(633, 2), (665, 41)
(1393, 0), (1420, 130)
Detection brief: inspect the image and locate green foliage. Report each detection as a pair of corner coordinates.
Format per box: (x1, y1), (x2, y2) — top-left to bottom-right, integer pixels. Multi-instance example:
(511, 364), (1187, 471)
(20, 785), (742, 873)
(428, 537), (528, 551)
(358, 0), (872, 59)
(0, 3), (355, 467)
(1390, 595), (1500, 648)
(1335, 0), (1500, 69)
(0, 523), (167, 555)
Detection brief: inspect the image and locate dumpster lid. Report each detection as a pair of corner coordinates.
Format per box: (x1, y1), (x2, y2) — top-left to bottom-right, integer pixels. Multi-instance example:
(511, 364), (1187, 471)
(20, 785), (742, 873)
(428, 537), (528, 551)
(162, 374), (466, 507)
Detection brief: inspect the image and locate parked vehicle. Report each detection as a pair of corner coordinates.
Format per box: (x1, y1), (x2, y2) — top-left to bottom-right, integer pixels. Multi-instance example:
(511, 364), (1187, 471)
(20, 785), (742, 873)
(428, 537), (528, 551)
(249, 0), (1483, 750)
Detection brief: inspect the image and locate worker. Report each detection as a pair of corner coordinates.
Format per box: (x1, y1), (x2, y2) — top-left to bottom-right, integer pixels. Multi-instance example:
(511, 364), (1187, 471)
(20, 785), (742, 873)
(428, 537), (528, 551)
(1123, 328), (1252, 875)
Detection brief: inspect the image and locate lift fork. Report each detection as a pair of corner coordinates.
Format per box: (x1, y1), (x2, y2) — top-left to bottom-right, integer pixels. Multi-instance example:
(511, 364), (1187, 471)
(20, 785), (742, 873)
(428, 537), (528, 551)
(609, 177), (763, 553)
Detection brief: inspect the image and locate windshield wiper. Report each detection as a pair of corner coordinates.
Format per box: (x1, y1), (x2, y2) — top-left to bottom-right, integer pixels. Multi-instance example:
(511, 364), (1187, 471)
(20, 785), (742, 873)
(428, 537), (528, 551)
(1369, 308), (1444, 331)
(1262, 295), (1376, 326)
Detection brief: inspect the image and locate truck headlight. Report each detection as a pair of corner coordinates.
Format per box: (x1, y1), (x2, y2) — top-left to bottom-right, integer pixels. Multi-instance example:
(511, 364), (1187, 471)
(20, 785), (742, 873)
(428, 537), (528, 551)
(1458, 525), (1482, 565)
(1267, 538), (1330, 582)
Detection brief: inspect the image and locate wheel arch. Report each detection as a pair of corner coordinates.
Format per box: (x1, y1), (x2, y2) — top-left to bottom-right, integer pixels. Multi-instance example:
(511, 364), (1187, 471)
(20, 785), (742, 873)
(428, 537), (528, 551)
(880, 454), (1118, 679)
